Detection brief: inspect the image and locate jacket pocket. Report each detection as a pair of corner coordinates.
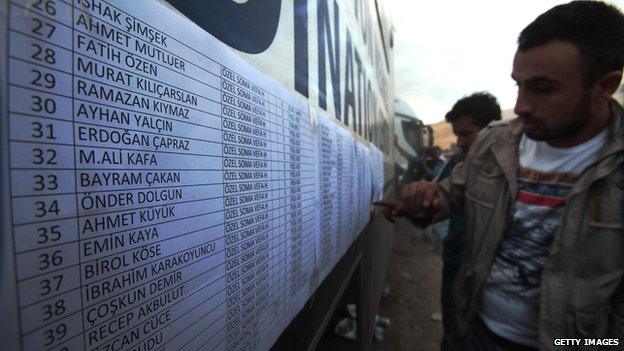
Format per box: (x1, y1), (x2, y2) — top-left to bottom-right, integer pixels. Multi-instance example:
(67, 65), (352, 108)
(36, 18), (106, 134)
(586, 177), (624, 229)
(578, 223), (624, 276)
(467, 162), (504, 205)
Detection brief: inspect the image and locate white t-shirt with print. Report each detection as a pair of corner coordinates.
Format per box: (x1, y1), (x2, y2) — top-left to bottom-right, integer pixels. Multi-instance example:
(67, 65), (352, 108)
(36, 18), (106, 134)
(478, 128), (608, 348)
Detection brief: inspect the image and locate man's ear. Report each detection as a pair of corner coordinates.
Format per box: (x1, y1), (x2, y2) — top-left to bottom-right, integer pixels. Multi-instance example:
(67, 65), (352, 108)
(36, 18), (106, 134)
(593, 70), (623, 102)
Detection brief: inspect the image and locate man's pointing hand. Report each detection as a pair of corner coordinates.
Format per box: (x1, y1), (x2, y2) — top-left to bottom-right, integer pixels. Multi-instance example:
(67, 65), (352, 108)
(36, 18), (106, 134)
(374, 181), (443, 226)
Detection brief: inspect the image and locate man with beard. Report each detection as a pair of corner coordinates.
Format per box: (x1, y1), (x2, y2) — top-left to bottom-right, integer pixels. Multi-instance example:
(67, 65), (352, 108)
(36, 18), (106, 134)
(377, 1), (624, 349)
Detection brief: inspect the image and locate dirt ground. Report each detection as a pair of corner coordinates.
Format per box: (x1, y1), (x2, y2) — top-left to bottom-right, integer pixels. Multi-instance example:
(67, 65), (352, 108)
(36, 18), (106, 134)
(374, 218), (444, 351)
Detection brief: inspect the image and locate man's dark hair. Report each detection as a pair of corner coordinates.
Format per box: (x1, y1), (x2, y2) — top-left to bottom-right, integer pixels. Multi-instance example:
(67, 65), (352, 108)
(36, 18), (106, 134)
(445, 92), (502, 128)
(518, 1), (624, 83)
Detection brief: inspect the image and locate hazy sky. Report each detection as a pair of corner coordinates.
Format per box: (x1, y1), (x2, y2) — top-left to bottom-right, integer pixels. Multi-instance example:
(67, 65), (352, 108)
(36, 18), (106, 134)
(389, 0), (624, 124)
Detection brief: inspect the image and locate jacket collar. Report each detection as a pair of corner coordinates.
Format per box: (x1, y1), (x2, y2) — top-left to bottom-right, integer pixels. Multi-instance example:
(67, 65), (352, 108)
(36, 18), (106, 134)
(571, 100), (624, 195)
(490, 119), (523, 201)
(595, 100), (624, 166)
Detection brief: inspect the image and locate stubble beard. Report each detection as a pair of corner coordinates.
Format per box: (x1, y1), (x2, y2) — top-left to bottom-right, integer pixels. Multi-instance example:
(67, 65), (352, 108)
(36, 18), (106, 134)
(523, 95), (592, 145)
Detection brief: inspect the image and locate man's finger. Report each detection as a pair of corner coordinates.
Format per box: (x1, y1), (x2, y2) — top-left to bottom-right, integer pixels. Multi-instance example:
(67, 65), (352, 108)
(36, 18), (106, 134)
(400, 182), (414, 200)
(382, 208), (396, 223)
(432, 197), (442, 210)
(373, 201), (400, 214)
(374, 201), (407, 217)
(402, 182), (423, 216)
(373, 200), (397, 208)
(392, 202), (406, 216)
(422, 184), (440, 209)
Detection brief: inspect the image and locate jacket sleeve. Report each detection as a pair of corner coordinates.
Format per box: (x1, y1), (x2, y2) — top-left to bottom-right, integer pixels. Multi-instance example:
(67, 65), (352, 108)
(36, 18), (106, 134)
(437, 124), (500, 219)
(437, 160), (467, 219)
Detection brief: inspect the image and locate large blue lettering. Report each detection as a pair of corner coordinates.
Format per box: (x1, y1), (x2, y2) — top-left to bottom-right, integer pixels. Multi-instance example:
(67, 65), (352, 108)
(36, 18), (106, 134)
(317, 0), (341, 119)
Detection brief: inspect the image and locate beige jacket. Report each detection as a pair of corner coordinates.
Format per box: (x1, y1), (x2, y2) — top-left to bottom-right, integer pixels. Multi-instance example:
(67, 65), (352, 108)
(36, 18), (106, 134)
(439, 101), (624, 350)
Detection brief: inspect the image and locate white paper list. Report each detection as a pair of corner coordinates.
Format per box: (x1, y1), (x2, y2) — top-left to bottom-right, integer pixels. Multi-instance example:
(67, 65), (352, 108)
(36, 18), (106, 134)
(1, 1), (383, 350)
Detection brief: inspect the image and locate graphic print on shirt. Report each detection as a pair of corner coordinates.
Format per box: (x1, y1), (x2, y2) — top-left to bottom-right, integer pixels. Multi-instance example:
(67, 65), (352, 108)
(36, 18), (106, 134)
(484, 167), (579, 300)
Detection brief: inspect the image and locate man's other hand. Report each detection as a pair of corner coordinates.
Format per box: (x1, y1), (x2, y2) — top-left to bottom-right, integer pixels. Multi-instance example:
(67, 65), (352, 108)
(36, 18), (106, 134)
(401, 181), (443, 222)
